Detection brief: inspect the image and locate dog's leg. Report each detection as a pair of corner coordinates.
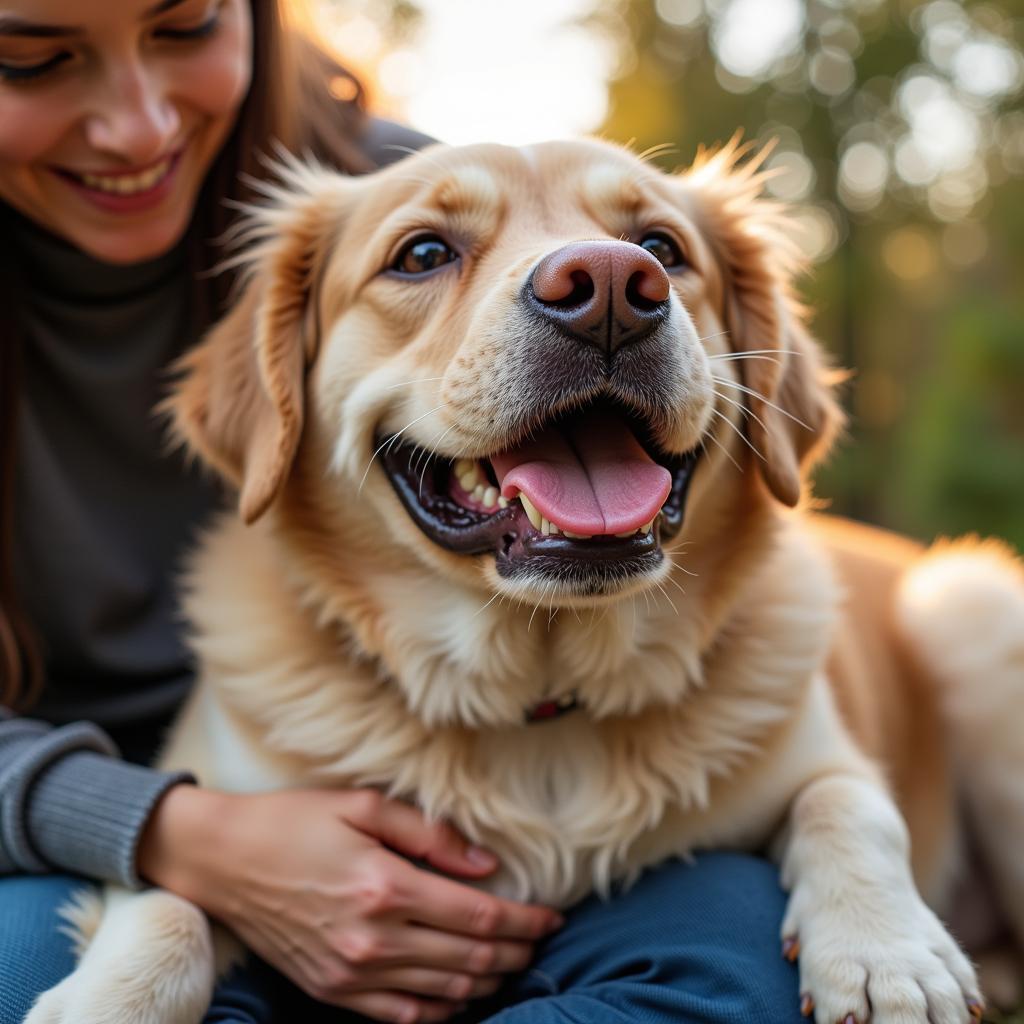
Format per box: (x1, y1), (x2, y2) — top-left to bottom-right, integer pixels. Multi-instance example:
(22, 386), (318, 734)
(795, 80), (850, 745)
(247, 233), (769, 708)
(777, 770), (982, 1024)
(897, 540), (1024, 964)
(24, 885), (216, 1024)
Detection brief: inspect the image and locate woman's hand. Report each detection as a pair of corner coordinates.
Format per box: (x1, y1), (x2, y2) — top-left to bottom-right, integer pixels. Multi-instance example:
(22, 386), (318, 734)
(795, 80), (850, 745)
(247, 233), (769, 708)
(137, 786), (561, 1023)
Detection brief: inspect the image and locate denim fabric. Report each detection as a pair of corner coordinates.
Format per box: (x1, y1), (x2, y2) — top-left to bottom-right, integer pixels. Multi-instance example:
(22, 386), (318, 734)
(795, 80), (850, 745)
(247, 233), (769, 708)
(0, 875), (277, 1024)
(0, 854), (801, 1024)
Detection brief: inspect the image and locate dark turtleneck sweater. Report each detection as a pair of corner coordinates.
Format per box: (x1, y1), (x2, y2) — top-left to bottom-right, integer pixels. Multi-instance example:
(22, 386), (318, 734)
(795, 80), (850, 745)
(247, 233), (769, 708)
(0, 118), (433, 887)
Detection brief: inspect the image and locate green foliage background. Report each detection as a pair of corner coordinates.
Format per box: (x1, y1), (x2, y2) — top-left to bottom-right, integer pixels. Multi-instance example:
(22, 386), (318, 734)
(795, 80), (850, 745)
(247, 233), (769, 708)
(594, 0), (1024, 549)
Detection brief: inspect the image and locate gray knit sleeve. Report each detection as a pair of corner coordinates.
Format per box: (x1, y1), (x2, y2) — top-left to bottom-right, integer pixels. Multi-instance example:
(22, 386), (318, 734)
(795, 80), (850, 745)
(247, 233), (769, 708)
(0, 710), (194, 887)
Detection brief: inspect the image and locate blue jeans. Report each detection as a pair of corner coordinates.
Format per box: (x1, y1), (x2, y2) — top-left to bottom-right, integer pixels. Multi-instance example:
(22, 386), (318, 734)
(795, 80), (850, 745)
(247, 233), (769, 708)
(0, 854), (801, 1023)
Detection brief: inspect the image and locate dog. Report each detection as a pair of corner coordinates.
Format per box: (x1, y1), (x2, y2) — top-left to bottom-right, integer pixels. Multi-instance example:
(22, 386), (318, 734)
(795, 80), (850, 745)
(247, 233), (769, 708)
(26, 138), (1024, 1024)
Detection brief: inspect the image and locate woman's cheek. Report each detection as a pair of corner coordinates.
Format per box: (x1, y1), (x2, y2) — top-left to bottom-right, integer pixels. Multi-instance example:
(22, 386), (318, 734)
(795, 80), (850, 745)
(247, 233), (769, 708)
(0, 96), (73, 164)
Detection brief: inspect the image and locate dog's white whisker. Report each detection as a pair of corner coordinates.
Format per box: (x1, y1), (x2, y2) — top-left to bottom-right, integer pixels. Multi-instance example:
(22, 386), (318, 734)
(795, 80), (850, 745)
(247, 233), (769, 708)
(528, 599), (543, 633)
(704, 415), (746, 472)
(420, 424), (458, 499)
(357, 404), (444, 493)
(471, 589), (506, 621)
(711, 376), (812, 431)
(667, 555), (697, 581)
(695, 329), (732, 346)
(707, 347), (804, 360)
(712, 393), (772, 457)
(653, 579), (679, 616)
(385, 376), (445, 390)
(711, 406), (767, 464)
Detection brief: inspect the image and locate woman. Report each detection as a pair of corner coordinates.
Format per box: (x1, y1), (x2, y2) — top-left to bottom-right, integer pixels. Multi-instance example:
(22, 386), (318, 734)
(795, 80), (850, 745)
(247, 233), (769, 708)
(0, 2), (803, 1022)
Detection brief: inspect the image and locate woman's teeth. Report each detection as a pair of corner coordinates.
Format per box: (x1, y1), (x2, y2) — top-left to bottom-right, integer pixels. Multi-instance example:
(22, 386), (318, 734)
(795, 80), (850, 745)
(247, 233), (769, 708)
(78, 157), (173, 195)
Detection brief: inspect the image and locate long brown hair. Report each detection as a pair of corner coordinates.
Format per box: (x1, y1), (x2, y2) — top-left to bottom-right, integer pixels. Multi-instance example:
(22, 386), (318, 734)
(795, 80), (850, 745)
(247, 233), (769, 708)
(0, 0), (371, 709)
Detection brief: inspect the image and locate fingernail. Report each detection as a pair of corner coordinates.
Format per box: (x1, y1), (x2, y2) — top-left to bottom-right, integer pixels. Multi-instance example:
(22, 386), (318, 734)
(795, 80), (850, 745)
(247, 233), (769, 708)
(799, 993), (814, 1017)
(466, 845), (497, 867)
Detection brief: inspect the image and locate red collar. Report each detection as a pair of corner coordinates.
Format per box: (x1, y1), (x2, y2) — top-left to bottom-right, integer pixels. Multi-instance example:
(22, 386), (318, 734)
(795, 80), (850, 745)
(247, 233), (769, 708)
(524, 693), (579, 724)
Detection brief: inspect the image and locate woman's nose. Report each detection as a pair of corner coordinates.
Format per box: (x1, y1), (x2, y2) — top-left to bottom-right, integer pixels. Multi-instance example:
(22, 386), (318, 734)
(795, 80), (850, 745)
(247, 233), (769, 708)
(83, 61), (181, 166)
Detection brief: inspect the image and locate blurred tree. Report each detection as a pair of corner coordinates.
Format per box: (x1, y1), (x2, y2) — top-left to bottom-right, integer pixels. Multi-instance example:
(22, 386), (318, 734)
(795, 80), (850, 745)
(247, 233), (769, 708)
(593, 0), (1024, 548)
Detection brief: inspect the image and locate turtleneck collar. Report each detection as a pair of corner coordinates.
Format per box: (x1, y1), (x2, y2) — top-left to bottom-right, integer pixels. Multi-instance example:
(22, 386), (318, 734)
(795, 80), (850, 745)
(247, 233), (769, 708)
(11, 209), (189, 305)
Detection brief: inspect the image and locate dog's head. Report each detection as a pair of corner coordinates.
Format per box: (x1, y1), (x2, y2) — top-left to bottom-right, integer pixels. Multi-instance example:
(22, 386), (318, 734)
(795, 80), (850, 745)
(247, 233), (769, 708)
(169, 139), (841, 608)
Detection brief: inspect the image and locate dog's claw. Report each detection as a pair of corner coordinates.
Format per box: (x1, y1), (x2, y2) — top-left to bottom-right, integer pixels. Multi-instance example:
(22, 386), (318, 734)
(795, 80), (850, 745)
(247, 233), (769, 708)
(967, 999), (985, 1022)
(799, 993), (814, 1017)
(841, 1015), (859, 1024)
(782, 935), (800, 962)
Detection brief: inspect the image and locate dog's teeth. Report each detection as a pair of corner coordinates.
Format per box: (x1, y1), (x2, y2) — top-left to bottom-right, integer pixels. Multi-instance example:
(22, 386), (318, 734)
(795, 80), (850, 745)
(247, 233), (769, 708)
(519, 494), (542, 531)
(541, 517), (551, 536)
(563, 531), (592, 540)
(454, 458), (473, 477)
(482, 486), (498, 508)
(642, 520), (654, 535)
(498, 496), (509, 509)
(616, 530), (635, 538)
(458, 470), (478, 492)
(472, 484), (485, 501)
(548, 520), (560, 535)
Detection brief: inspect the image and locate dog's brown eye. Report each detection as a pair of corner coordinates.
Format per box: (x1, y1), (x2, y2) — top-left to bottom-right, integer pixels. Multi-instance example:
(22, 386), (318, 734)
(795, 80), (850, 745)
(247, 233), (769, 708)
(394, 235), (458, 275)
(638, 233), (685, 269)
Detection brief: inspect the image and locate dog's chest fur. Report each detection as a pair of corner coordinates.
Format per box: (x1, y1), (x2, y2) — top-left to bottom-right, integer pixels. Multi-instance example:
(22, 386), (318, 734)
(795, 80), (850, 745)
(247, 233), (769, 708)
(169, 513), (838, 906)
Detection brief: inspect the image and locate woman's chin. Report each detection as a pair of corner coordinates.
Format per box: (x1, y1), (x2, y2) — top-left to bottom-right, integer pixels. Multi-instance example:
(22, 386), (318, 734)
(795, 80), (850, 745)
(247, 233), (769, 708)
(63, 214), (192, 266)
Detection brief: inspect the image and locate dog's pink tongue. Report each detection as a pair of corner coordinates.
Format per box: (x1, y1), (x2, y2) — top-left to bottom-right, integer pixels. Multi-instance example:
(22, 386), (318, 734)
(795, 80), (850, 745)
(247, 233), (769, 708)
(491, 413), (671, 535)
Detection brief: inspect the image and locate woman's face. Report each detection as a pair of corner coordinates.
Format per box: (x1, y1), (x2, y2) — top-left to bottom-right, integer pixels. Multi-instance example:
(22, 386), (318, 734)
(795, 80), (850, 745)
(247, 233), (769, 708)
(0, 0), (252, 264)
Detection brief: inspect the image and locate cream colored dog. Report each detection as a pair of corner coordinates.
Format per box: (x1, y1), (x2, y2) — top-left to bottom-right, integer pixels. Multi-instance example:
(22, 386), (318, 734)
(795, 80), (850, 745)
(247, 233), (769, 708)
(27, 139), (1024, 1024)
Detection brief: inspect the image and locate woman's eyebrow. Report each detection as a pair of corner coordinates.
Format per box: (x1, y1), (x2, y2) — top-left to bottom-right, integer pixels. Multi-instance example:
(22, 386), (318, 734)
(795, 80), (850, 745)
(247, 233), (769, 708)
(0, 0), (188, 38)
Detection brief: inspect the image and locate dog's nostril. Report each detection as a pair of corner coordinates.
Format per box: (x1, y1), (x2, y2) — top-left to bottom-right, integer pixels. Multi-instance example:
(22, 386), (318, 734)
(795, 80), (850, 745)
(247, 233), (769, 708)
(534, 268), (595, 308)
(625, 271), (666, 313)
(559, 270), (595, 307)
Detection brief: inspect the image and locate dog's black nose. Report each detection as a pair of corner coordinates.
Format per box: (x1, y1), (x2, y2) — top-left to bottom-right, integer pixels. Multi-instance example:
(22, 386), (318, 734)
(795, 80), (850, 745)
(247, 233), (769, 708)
(527, 241), (671, 354)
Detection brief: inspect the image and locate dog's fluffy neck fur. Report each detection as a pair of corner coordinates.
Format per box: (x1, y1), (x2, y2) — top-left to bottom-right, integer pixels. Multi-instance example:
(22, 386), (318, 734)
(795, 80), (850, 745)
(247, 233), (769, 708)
(178, 465), (840, 905)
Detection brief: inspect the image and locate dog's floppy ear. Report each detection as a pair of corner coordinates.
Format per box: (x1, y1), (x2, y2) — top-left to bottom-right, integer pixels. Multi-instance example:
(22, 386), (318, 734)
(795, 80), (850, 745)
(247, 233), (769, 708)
(682, 141), (844, 507)
(167, 159), (353, 524)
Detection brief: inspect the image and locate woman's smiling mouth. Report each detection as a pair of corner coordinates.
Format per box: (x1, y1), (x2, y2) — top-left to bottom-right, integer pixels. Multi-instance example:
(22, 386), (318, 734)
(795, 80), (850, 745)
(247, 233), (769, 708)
(51, 147), (185, 212)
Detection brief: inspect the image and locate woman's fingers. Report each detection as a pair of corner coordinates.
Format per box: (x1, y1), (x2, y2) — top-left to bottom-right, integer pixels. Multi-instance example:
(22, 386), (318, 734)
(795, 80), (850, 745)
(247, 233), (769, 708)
(340, 790), (499, 878)
(334, 990), (465, 1024)
(395, 860), (562, 942)
(395, 924), (536, 976)
(356, 967), (503, 1002)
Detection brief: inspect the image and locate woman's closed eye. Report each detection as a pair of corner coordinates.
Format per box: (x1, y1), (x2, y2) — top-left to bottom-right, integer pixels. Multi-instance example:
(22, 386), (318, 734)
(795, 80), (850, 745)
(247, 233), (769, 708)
(155, 7), (223, 42)
(0, 3), (225, 85)
(0, 53), (71, 83)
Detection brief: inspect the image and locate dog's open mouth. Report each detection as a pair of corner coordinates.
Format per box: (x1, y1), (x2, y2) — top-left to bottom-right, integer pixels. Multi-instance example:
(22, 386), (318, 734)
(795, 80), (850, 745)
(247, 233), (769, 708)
(379, 403), (700, 582)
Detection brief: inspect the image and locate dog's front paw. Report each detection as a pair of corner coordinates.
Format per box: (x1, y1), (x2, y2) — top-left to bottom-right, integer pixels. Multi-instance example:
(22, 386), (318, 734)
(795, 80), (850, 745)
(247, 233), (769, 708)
(25, 958), (213, 1024)
(24, 888), (216, 1024)
(782, 887), (983, 1024)
(25, 962), (213, 1024)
